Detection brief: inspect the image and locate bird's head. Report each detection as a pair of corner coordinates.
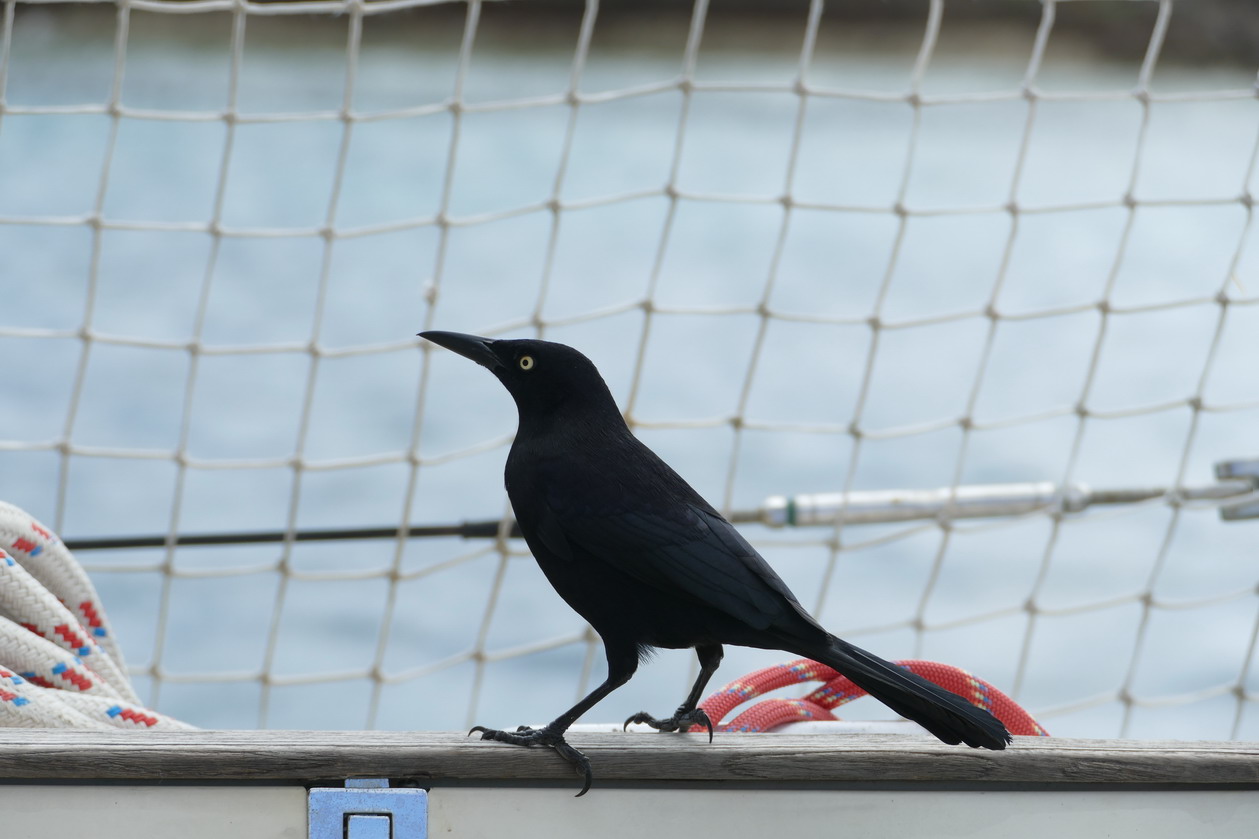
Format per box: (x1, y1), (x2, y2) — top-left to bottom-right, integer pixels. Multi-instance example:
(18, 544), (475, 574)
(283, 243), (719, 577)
(420, 331), (622, 423)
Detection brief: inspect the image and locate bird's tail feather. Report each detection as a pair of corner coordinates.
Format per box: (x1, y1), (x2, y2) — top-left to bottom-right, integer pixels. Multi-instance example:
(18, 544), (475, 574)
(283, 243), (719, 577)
(811, 637), (1012, 750)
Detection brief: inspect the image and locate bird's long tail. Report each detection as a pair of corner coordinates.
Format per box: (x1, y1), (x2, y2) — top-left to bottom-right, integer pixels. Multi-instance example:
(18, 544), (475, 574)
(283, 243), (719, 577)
(810, 636), (1012, 749)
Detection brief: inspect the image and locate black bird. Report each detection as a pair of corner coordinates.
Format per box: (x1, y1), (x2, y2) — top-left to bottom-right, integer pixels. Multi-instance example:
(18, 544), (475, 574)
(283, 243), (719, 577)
(421, 331), (1011, 795)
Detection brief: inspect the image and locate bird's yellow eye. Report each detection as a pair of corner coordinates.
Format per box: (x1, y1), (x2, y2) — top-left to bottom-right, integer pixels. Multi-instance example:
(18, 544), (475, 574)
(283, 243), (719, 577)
(519, 355), (534, 371)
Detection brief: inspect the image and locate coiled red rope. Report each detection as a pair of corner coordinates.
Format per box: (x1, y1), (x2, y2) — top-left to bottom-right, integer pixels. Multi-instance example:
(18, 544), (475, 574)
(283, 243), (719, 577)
(698, 658), (1048, 737)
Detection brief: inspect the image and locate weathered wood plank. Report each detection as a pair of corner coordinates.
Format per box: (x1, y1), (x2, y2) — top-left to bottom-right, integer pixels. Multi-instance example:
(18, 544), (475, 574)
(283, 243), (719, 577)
(0, 731), (1255, 786)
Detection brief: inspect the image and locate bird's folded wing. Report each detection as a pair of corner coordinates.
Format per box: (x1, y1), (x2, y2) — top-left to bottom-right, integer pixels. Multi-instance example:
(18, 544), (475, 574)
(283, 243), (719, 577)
(540, 500), (802, 631)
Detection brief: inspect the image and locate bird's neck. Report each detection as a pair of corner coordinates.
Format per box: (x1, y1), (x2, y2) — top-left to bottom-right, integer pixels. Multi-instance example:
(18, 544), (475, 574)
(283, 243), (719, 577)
(511, 397), (630, 453)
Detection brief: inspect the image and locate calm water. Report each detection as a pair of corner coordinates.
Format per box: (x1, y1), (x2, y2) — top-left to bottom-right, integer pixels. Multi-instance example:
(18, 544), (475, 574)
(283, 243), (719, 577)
(2, 6), (1258, 739)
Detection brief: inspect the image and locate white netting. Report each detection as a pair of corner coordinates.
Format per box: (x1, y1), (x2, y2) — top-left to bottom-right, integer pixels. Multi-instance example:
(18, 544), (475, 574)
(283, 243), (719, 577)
(1, 0), (1257, 738)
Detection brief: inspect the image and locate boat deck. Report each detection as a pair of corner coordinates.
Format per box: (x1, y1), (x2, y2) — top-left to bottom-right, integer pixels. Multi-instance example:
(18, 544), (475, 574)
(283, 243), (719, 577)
(1, 730), (1256, 838)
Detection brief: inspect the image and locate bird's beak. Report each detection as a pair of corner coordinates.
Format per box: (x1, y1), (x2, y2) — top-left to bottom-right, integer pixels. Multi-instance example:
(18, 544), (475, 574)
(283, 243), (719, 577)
(419, 331), (504, 371)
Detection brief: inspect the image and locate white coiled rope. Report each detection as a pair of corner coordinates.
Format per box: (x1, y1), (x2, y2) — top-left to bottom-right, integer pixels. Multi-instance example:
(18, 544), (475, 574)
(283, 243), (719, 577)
(0, 501), (191, 730)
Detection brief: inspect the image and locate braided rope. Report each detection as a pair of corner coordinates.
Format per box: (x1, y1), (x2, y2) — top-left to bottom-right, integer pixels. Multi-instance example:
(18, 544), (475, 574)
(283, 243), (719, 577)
(0, 614), (116, 698)
(0, 667), (105, 729)
(699, 658), (1049, 737)
(0, 666), (190, 730)
(0, 502), (129, 672)
(0, 502), (191, 730)
(0, 546), (137, 703)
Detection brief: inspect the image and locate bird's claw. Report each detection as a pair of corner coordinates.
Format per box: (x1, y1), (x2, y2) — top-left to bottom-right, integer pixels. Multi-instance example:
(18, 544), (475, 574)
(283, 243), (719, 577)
(622, 707), (715, 743)
(552, 737), (594, 797)
(467, 723), (594, 797)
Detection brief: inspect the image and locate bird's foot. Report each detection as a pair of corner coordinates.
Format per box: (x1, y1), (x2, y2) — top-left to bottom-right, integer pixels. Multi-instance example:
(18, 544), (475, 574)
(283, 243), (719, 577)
(623, 707), (715, 742)
(469, 724), (594, 796)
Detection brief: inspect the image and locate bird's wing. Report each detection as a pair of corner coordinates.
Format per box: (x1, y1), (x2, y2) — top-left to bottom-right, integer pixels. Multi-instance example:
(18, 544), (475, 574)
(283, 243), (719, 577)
(539, 495), (803, 631)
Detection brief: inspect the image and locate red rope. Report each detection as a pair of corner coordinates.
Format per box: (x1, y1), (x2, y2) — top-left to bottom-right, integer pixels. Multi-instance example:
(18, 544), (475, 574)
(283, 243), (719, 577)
(697, 658), (1048, 737)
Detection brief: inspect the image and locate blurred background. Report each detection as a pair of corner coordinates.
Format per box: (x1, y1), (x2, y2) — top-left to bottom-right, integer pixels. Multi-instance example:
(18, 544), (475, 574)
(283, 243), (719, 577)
(2, 0), (1258, 739)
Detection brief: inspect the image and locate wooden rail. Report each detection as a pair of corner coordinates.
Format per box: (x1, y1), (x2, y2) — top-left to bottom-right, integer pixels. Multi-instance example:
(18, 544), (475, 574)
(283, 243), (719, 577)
(0, 730), (1256, 787)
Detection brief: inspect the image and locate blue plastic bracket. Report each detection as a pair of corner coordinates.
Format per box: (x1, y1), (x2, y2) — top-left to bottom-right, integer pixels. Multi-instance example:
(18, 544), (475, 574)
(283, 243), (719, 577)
(309, 778), (428, 839)
(1217, 459), (1259, 521)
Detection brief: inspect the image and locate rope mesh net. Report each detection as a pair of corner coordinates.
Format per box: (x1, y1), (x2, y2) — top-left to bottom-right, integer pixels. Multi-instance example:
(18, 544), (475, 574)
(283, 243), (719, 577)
(2, 0), (1257, 737)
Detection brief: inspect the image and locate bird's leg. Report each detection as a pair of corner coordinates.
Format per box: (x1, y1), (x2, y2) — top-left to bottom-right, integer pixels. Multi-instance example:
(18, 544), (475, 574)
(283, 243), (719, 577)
(470, 644), (638, 797)
(624, 644), (723, 742)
